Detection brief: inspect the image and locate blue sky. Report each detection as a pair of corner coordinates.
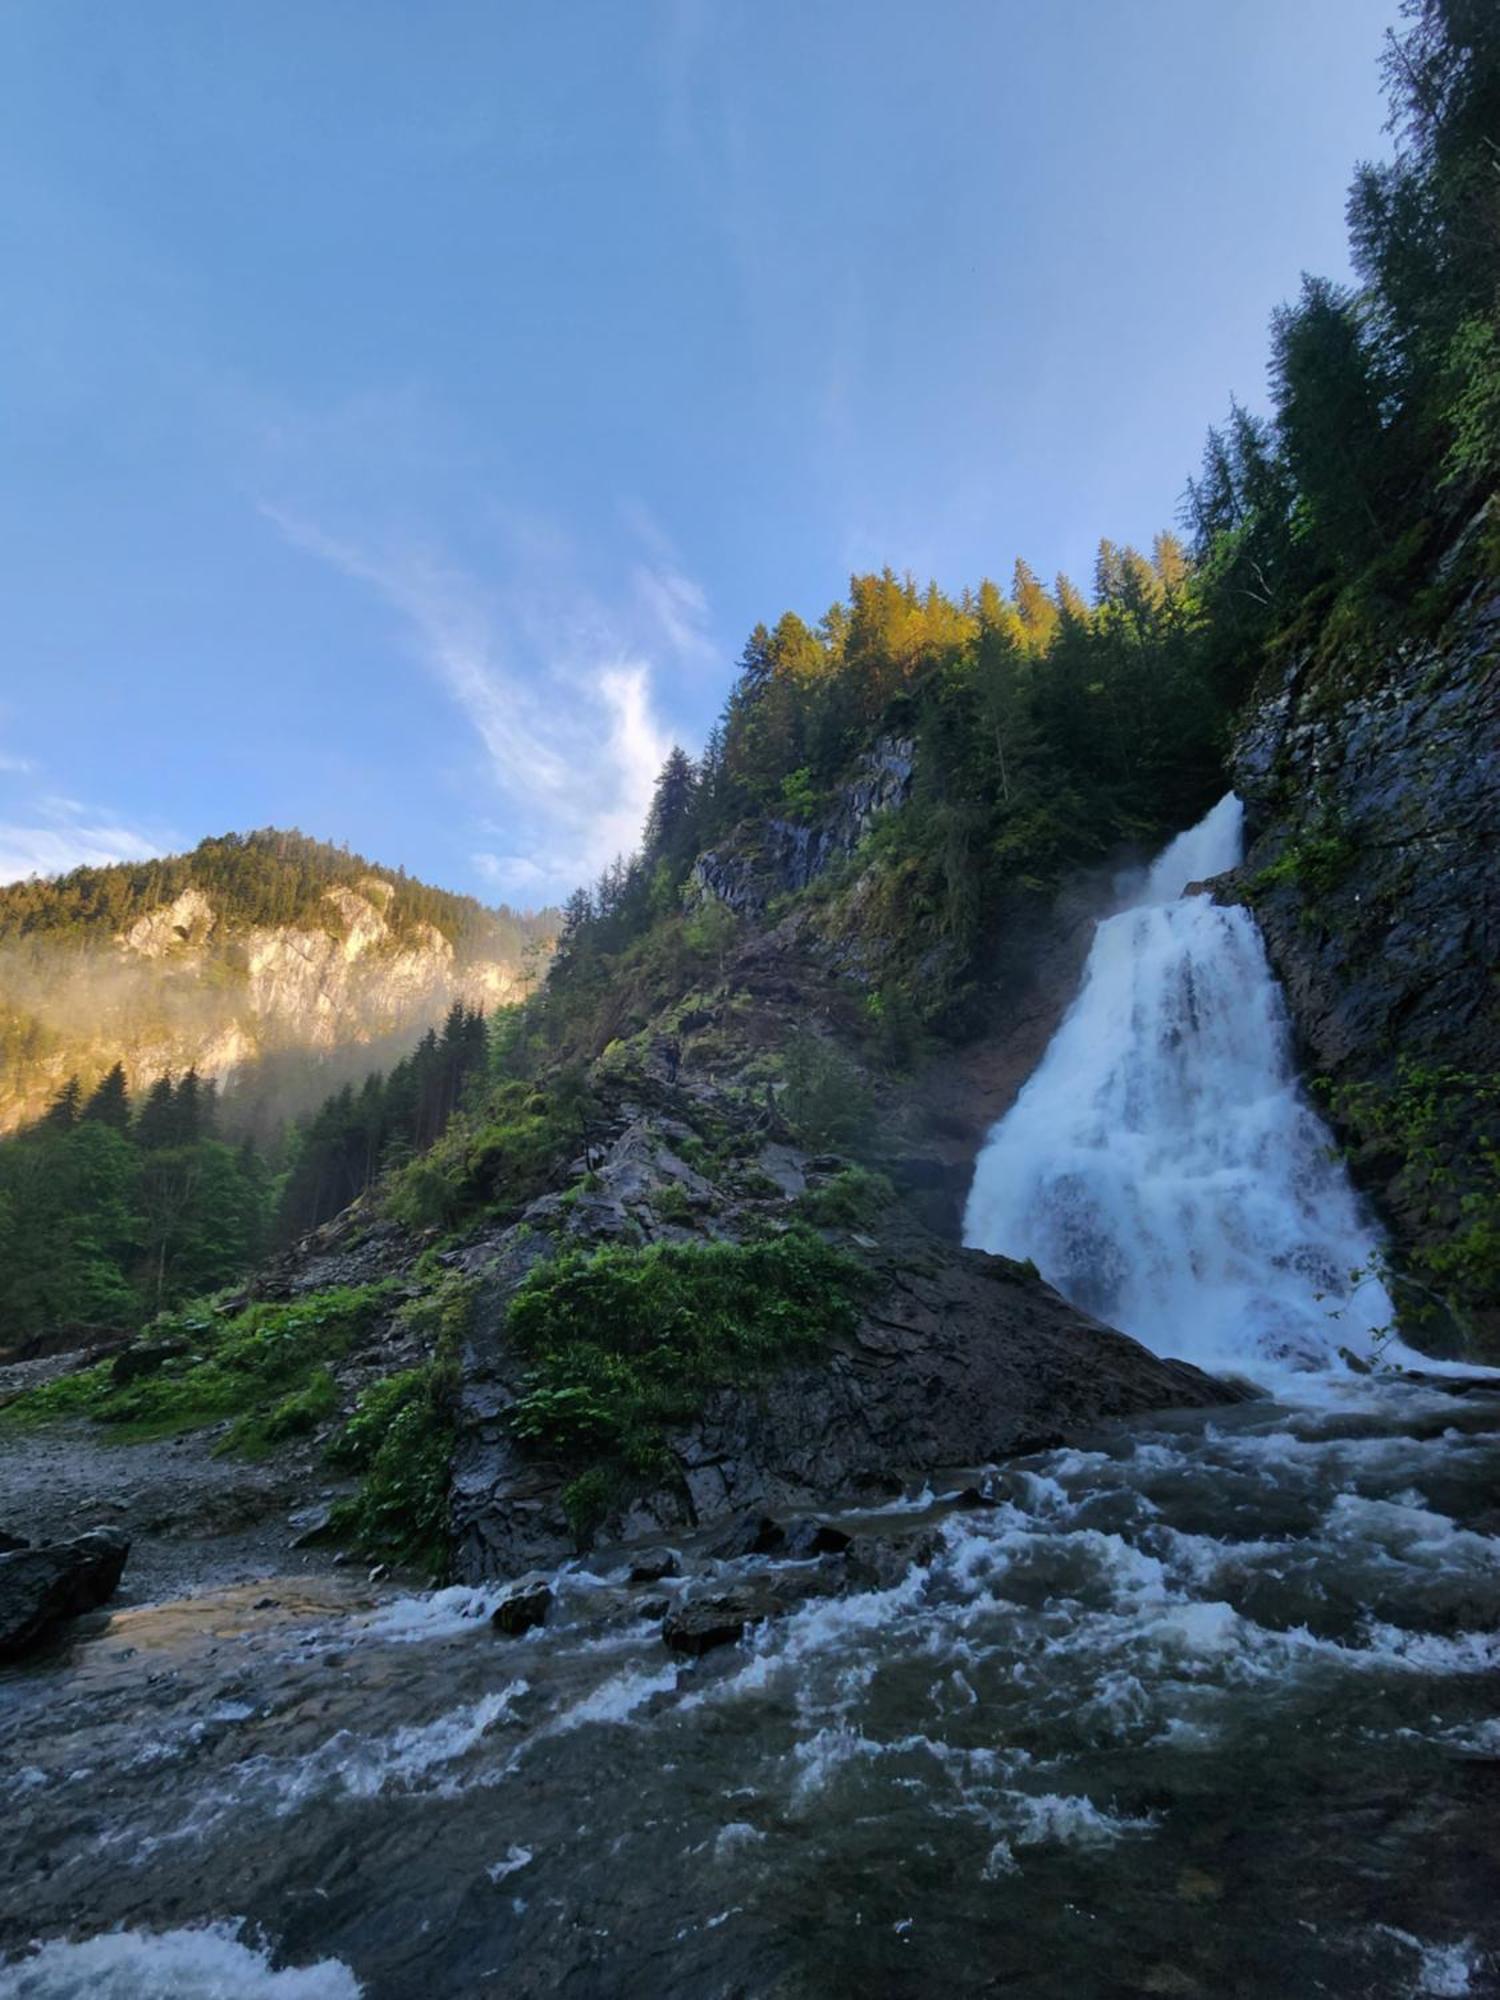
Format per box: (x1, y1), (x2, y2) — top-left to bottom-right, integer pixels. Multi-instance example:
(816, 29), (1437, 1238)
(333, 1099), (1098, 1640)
(1, 0), (1400, 906)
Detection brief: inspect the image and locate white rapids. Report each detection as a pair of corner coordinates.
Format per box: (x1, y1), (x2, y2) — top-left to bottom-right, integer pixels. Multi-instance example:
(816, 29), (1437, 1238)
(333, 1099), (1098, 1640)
(964, 793), (1398, 1378)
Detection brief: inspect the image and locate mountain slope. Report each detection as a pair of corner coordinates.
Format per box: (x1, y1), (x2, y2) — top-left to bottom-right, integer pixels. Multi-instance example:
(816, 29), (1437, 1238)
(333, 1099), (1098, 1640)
(0, 830), (556, 1135)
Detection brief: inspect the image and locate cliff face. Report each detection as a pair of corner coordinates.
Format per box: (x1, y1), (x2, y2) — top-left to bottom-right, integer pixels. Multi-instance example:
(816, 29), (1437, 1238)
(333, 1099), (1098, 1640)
(1226, 557), (1500, 1347)
(0, 875), (543, 1134)
(688, 735), (916, 919)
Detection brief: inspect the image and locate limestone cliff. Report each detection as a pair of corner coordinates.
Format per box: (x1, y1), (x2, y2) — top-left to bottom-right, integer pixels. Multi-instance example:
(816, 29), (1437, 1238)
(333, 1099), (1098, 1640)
(0, 854), (554, 1135)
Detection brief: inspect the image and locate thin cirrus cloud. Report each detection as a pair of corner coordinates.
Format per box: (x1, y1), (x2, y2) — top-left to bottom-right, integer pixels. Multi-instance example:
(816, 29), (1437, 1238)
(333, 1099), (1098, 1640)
(263, 504), (704, 906)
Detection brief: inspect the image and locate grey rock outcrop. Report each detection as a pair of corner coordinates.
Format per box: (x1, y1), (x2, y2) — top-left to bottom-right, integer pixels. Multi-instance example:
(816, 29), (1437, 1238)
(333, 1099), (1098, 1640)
(1224, 563), (1499, 1340)
(689, 736), (915, 919)
(1229, 579), (1498, 1090)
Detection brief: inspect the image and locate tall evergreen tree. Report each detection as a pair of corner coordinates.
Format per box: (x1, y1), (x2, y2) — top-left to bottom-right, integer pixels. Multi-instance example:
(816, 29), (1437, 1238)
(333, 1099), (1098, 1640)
(82, 1063), (131, 1131)
(41, 1077), (82, 1132)
(136, 1076), (179, 1150)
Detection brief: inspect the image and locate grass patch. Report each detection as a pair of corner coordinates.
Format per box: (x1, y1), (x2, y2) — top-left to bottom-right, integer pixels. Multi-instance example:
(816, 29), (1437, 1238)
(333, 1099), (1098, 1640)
(505, 1227), (870, 1540)
(1252, 828), (1357, 901)
(0, 1285), (389, 1448)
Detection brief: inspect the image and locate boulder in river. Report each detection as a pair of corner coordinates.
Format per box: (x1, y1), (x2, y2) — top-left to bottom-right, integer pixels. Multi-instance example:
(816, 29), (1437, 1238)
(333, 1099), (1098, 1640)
(661, 1596), (751, 1655)
(0, 1528), (130, 1662)
(491, 1579), (553, 1636)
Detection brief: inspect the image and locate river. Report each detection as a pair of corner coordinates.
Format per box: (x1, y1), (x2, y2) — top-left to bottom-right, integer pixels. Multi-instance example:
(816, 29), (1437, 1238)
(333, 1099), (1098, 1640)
(2, 800), (1496, 1998)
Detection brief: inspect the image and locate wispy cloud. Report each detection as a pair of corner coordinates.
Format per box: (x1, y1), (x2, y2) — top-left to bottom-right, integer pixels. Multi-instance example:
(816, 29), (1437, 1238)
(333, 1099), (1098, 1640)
(263, 504), (698, 903)
(0, 802), (164, 885)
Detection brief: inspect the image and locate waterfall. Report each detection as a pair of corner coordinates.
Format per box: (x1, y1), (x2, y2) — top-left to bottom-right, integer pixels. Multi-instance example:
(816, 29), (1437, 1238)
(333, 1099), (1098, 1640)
(963, 794), (1395, 1378)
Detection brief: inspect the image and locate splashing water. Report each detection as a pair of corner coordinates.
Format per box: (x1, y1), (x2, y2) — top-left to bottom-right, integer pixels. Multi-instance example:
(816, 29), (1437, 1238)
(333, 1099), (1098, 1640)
(964, 794), (1396, 1378)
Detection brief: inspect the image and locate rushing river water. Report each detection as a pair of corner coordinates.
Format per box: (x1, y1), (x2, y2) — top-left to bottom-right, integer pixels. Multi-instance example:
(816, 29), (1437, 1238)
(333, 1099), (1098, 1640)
(2, 800), (1497, 1999)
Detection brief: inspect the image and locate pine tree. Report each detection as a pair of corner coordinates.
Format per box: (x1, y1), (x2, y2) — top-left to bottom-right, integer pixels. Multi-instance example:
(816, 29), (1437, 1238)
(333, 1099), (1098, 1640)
(41, 1077), (82, 1131)
(643, 747), (700, 866)
(82, 1063), (131, 1131)
(175, 1068), (206, 1144)
(1271, 274), (1398, 572)
(1011, 560), (1059, 651)
(135, 1076), (179, 1150)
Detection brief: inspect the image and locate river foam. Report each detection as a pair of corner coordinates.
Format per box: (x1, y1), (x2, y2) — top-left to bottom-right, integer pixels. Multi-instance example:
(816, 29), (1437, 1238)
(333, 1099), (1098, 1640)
(0, 1923), (361, 2000)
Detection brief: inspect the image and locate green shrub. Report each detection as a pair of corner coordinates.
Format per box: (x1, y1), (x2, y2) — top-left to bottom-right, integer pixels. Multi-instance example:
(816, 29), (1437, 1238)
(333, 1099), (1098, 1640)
(781, 1033), (875, 1153)
(506, 1228), (870, 1538)
(1253, 828), (1357, 899)
(650, 1181), (694, 1226)
(326, 1360), (459, 1572)
(796, 1165), (894, 1229)
(322, 1275), (474, 1570)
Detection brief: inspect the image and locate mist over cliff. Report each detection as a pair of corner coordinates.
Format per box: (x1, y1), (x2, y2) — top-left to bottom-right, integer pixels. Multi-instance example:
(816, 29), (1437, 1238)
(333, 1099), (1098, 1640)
(0, 830), (557, 1137)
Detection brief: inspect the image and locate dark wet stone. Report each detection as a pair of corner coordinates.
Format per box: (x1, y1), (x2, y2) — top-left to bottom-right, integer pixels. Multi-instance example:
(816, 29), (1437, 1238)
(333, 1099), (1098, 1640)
(452, 1204), (1242, 1585)
(661, 1597), (751, 1656)
(627, 1552), (681, 1584)
(781, 1518), (851, 1559)
(491, 1581), (553, 1637)
(843, 1526), (944, 1592)
(700, 1514), (785, 1561)
(110, 1337), (192, 1386)
(0, 1527), (130, 1661)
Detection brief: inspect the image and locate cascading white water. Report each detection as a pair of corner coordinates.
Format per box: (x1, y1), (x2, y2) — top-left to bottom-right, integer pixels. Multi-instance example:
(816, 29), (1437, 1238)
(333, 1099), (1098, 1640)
(963, 794), (1395, 1378)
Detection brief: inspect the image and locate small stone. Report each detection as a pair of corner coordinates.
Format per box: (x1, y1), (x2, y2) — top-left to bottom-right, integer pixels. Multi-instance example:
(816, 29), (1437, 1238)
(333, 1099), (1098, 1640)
(367, 1563), (389, 1584)
(110, 1338), (191, 1386)
(628, 1552), (681, 1584)
(701, 1513), (784, 1560)
(662, 1597), (750, 1656)
(491, 1581), (553, 1637)
(781, 1519), (851, 1560)
(288, 1502), (335, 1548)
(843, 1526), (944, 1592)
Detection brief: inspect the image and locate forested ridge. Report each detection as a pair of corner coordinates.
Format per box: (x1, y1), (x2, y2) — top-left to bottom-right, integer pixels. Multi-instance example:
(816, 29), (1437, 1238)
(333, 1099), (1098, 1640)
(3, 0), (1495, 1356)
(0, 826), (552, 964)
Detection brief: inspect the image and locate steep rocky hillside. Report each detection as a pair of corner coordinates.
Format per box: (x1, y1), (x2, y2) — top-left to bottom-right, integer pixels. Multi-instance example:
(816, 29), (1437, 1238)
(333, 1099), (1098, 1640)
(0, 831), (556, 1134)
(1226, 512), (1500, 1351)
